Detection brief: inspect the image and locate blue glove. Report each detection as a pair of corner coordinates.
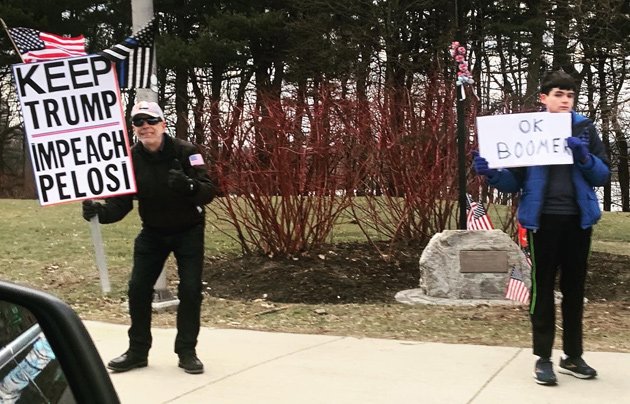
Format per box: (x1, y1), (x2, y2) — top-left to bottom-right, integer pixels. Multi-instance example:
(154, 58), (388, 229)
(566, 137), (590, 163)
(472, 151), (498, 178)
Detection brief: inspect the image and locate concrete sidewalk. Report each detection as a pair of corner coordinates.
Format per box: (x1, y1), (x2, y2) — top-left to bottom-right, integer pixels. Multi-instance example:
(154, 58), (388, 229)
(85, 321), (630, 404)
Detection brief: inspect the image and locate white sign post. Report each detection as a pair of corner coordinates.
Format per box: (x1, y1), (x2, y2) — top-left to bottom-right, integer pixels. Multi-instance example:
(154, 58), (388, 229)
(476, 112), (573, 168)
(89, 216), (111, 293)
(12, 55), (136, 294)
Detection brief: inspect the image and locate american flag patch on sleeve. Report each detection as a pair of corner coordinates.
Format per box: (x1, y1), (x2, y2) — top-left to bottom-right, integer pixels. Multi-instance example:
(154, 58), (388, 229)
(189, 153), (205, 166)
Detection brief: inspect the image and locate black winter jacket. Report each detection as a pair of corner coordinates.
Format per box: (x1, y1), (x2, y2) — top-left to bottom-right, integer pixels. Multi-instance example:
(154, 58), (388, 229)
(97, 134), (216, 233)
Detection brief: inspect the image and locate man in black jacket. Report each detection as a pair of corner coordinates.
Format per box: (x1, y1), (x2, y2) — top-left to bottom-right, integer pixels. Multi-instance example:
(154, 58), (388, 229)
(82, 101), (216, 374)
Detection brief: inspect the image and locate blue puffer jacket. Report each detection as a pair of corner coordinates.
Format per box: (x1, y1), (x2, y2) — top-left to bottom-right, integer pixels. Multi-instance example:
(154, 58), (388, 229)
(487, 111), (610, 230)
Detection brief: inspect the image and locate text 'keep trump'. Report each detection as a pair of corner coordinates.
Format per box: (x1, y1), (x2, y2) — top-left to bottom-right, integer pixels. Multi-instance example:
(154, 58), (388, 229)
(15, 57), (116, 129)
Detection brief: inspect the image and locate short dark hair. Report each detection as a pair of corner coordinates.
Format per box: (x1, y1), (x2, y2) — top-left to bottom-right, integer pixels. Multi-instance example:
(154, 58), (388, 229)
(540, 70), (577, 94)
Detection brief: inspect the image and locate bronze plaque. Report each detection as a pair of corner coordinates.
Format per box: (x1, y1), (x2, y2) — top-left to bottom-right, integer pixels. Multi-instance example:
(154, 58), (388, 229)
(459, 250), (507, 273)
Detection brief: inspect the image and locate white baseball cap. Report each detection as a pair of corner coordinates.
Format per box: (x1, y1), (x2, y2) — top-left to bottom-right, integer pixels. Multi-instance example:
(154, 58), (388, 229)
(131, 101), (164, 119)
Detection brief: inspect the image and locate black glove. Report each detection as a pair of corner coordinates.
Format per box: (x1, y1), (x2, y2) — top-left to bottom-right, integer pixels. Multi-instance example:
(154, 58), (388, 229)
(168, 159), (198, 195)
(82, 200), (103, 221)
(472, 151), (498, 179)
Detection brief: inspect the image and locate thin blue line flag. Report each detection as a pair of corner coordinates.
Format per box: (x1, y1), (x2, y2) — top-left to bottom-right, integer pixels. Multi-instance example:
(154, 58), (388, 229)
(98, 18), (156, 89)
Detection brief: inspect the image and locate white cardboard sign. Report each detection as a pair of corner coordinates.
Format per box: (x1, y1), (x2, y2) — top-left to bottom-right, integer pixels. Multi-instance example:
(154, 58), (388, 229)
(476, 112), (573, 168)
(12, 55), (136, 206)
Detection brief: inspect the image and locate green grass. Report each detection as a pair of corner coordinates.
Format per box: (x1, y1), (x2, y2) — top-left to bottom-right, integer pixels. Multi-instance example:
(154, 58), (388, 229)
(0, 199), (630, 301)
(1, 198), (627, 283)
(1, 198), (628, 352)
(1, 197), (627, 300)
(590, 211), (630, 255)
(0, 199), (244, 297)
(0, 197), (381, 297)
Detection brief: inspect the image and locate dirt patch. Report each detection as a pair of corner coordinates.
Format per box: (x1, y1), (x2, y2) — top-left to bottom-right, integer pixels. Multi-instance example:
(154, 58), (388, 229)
(204, 243), (418, 304)
(203, 242), (629, 304)
(586, 252), (630, 301)
(88, 242), (627, 353)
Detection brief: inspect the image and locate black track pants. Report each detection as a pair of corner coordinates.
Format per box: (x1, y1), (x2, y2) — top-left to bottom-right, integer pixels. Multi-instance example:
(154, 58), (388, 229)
(528, 214), (592, 359)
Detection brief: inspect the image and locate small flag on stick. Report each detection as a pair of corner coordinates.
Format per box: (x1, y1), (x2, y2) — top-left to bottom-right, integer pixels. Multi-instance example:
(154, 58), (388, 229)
(465, 194), (494, 230)
(99, 18), (156, 89)
(505, 266), (530, 304)
(6, 26), (86, 63)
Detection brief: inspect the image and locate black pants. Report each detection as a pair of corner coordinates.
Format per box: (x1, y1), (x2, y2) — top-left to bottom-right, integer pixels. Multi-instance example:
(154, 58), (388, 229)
(528, 214), (591, 359)
(127, 223), (204, 356)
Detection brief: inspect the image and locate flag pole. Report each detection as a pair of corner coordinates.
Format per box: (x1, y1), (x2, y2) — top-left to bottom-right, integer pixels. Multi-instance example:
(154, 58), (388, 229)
(0, 18), (25, 62)
(132, 0), (178, 312)
(454, 0), (467, 230)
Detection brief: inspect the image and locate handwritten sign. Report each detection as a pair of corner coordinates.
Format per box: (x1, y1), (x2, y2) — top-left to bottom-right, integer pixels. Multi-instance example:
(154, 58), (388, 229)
(476, 112), (573, 168)
(12, 55), (136, 206)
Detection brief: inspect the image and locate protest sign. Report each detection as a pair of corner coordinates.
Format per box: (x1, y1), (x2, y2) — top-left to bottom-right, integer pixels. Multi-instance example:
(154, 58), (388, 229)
(476, 112), (573, 168)
(12, 54), (136, 205)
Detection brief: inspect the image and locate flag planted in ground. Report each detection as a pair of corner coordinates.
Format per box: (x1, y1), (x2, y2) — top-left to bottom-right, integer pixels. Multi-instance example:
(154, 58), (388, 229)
(99, 18), (156, 88)
(465, 194), (494, 230)
(505, 266), (530, 304)
(7, 27), (86, 63)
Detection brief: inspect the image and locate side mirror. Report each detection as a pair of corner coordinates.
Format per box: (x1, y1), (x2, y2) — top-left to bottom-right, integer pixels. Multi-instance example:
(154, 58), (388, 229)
(0, 281), (119, 404)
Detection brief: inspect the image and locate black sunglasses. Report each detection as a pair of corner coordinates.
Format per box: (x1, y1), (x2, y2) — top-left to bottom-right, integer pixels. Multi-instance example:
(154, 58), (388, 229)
(132, 117), (162, 127)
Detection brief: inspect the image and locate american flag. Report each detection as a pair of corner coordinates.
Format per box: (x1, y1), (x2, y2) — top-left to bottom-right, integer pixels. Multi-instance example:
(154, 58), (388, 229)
(7, 27), (86, 63)
(465, 194), (494, 230)
(99, 18), (156, 89)
(189, 153), (205, 166)
(505, 266), (530, 304)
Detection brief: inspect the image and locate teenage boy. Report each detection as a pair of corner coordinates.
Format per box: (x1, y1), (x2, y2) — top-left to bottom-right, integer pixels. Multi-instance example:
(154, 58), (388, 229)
(472, 70), (610, 385)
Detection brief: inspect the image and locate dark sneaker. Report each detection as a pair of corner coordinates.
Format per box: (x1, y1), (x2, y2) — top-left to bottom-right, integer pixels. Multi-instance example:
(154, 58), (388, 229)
(107, 351), (148, 372)
(533, 358), (557, 385)
(559, 356), (597, 379)
(178, 353), (204, 374)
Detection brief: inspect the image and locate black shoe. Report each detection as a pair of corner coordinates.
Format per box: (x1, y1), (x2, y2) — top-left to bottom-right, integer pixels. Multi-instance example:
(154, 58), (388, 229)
(533, 358), (557, 385)
(178, 353), (204, 374)
(107, 351), (148, 372)
(559, 356), (597, 379)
